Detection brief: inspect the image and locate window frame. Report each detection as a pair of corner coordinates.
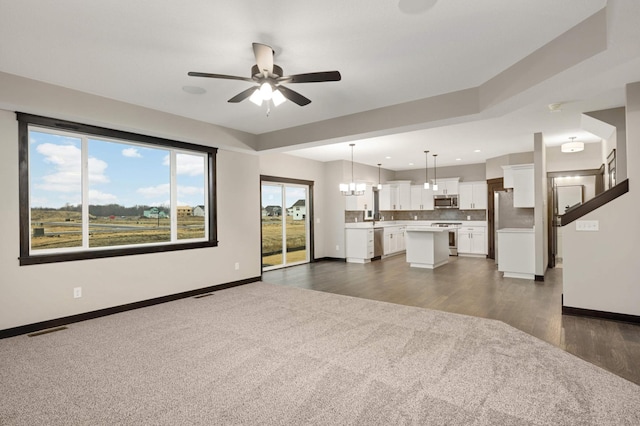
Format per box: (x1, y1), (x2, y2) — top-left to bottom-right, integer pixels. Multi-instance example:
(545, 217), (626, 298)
(18, 112), (218, 266)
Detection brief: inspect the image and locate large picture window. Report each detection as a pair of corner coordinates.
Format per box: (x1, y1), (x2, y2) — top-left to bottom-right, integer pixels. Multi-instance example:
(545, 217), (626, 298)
(18, 113), (217, 265)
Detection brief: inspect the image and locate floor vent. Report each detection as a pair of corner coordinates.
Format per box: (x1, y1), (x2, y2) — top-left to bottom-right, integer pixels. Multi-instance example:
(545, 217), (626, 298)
(28, 326), (68, 337)
(194, 293), (214, 299)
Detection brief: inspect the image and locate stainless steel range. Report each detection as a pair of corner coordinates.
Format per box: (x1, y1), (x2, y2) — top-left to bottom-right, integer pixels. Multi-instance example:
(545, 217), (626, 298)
(431, 223), (462, 256)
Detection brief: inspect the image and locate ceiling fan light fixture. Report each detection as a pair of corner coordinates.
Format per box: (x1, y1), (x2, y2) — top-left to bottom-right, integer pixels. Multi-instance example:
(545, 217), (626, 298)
(272, 89), (286, 106)
(260, 82), (273, 100)
(249, 89), (263, 106)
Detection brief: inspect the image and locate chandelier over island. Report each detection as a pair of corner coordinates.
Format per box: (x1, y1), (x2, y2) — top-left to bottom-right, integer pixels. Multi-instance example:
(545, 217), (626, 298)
(339, 144), (366, 196)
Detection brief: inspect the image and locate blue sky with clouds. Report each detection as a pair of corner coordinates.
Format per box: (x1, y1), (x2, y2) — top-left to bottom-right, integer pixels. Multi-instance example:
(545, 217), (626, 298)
(29, 130), (206, 209)
(261, 184), (307, 209)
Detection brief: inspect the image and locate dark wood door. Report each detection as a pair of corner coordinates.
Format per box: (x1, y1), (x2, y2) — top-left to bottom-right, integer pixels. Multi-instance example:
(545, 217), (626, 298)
(487, 178), (504, 260)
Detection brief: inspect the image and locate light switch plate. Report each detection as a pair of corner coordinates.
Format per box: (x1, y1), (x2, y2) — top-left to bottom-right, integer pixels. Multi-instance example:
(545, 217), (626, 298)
(576, 220), (599, 231)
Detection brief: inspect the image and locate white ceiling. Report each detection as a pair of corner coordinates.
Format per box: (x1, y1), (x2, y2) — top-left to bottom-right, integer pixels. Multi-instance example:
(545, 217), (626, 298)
(2, 0), (640, 170)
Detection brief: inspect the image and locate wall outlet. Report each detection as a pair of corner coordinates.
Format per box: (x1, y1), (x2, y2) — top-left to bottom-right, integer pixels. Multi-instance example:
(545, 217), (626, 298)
(73, 287), (82, 298)
(316, 218), (320, 223)
(414, 216), (417, 220)
(467, 215), (471, 221)
(576, 220), (599, 231)
(234, 262), (240, 270)
(336, 245), (339, 251)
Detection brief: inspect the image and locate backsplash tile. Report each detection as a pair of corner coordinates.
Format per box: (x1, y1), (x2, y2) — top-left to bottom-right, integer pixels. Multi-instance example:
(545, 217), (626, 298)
(345, 209), (486, 223)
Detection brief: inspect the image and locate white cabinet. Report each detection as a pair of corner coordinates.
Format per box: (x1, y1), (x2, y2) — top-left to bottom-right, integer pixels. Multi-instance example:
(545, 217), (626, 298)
(379, 184), (391, 210)
(502, 164), (534, 208)
(395, 182), (411, 210)
(345, 183), (373, 211)
(503, 167), (514, 189)
(458, 182), (487, 210)
(380, 181), (411, 210)
(458, 226), (486, 256)
(410, 185), (435, 210)
(432, 178), (459, 196)
(512, 166), (534, 208)
(383, 226), (406, 256)
(497, 228), (535, 279)
(345, 228), (374, 263)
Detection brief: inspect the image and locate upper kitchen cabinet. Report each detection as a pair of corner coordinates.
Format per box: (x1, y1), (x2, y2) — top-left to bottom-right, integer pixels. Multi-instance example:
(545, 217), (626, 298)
(503, 167), (514, 189)
(432, 177), (459, 196)
(410, 185), (435, 210)
(345, 183), (374, 212)
(503, 164), (534, 208)
(459, 181), (487, 210)
(380, 181), (411, 210)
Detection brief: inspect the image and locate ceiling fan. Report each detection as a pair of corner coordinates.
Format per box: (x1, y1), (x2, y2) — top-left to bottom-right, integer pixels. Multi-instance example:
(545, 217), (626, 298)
(188, 43), (341, 107)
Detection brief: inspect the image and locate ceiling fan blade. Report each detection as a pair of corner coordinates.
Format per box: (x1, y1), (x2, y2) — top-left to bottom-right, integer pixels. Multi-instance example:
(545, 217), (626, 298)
(278, 71), (342, 83)
(277, 85), (311, 106)
(228, 86), (258, 103)
(188, 71), (253, 82)
(252, 42), (274, 75)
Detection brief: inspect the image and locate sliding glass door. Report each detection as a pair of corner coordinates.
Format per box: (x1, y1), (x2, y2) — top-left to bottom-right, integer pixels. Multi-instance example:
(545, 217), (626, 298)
(261, 178), (312, 271)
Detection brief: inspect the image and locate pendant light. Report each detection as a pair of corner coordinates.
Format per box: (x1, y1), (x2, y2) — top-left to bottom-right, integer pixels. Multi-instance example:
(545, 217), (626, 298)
(561, 136), (584, 153)
(339, 144), (366, 196)
(423, 150), (430, 189)
(432, 154), (439, 191)
(377, 163), (383, 190)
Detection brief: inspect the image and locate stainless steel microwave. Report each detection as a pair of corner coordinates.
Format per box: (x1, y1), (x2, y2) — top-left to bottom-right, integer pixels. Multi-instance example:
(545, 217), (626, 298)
(434, 194), (459, 209)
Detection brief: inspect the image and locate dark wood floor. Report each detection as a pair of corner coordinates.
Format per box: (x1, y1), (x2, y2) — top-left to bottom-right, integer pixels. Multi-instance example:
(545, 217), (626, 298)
(262, 254), (640, 386)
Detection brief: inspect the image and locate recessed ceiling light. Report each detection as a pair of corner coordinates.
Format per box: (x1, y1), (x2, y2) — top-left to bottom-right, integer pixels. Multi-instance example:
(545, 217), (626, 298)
(408, 162), (414, 166)
(474, 149), (481, 153)
(548, 102), (563, 113)
(386, 156), (391, 159)
(456, 158), (461, 161)
(182, 86), (206, 95)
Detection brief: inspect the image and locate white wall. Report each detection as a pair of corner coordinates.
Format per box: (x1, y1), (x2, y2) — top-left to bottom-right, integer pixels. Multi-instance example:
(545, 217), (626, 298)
(0, 106), (261, 331)
(584, 107), (627, 183)
(394, 163), (486, 183)
(486, 152), (534, 179)
(562, 82), (640, 316)
(546, 142), (603, 172)
(325, 161), (349, 258)
(533, 133), (548, 276)
(554, 177), (596, 204)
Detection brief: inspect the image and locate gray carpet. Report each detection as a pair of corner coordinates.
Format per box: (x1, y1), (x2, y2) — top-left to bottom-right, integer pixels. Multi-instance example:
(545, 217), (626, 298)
(1, 282), (639, 425)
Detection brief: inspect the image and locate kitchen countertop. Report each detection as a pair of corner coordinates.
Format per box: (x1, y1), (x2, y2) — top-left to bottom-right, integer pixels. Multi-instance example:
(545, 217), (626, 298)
(497, 227), (534, 233)
(405, 226), (449, 232)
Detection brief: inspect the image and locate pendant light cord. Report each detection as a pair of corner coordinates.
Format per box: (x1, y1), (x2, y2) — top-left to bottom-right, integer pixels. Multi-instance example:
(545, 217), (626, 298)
(351, 144), (355, 183)
(433, 154), (437, 182)
(424, 150), (429, 182)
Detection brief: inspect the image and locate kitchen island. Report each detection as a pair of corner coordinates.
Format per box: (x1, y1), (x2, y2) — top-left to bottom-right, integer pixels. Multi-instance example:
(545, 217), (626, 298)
(404, 226), (450, 269)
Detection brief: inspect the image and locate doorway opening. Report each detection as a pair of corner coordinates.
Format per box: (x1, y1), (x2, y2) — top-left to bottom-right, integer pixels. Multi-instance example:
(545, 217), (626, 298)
(260, 176), (314, 271)
(486, 177), (504, 260)
(547, 168), (603, 268)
